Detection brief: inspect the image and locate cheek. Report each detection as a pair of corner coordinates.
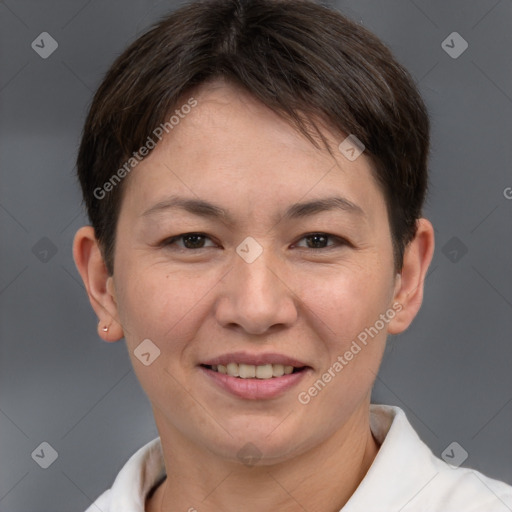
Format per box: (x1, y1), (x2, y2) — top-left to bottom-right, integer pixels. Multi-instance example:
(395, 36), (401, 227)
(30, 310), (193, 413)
(114, 261), (219, 350)
(294, 269), (391, 424)
(113, 265), (208, 399)
(301, 262), (393, 346)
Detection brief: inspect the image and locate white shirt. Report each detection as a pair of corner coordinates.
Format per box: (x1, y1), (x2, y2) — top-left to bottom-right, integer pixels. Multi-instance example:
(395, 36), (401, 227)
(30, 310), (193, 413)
(85, 405), (512, 511)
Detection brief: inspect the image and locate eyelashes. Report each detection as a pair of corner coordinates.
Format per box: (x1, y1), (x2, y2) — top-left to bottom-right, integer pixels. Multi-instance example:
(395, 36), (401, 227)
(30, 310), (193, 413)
(161, 233), (215, 250)
(160, 232), (350, 251)
(293, 233), (349, 250)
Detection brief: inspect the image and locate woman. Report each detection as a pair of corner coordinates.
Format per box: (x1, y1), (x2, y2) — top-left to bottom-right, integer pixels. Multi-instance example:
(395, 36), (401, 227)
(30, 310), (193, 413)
(73, 0), (512, 510)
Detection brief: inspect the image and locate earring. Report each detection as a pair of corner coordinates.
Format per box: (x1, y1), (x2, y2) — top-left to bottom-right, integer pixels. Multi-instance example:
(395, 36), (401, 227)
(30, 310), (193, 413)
(102, 325), (109, 332)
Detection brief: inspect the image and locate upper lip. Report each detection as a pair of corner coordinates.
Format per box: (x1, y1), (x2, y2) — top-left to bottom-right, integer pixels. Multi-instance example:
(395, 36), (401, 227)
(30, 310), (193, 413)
(201, 351), (310, 368)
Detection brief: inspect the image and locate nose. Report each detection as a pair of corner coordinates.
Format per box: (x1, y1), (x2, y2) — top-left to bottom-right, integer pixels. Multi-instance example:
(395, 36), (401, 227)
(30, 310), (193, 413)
(214, 245), (298, 336)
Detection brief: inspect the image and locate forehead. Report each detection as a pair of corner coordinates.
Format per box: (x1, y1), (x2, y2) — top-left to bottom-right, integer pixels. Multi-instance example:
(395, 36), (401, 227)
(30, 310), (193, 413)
(120, 80), (387, 225)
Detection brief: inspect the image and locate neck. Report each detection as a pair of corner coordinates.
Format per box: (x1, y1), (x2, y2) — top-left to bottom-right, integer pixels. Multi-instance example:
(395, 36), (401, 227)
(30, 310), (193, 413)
(147, 404), (379, 512)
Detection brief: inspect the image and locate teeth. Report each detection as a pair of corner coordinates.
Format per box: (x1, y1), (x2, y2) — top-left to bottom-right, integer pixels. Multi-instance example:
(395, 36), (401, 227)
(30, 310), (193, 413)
(239, 363), (256, 378)
(256, 364), (273, 379)
(226, 362), (239, 377)
(209, 363), (302, 379)
(272, 364), (284, 377)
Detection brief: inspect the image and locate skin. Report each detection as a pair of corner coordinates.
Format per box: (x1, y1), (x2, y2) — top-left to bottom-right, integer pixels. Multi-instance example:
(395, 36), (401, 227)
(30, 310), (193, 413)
(73, 78), (434, 512)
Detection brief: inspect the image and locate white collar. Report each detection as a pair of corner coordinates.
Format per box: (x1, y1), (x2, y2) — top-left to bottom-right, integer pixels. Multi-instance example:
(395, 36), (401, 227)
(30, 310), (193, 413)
(109, 435), (165, 512)
(91, 404), (512, 512)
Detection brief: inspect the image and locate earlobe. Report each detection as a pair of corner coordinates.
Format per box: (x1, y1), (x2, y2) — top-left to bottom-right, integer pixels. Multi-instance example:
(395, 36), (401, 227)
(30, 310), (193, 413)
(72, 226), (124, 342)
(387, 218), (435, 335)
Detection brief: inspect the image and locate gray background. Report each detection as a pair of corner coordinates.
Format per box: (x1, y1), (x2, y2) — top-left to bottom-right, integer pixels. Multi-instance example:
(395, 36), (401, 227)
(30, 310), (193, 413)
(1, 0), (511, 510)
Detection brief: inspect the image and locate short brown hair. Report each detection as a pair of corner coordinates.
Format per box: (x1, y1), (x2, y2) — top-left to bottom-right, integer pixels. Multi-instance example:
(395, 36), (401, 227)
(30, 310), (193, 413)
(77, 0), (430, 275)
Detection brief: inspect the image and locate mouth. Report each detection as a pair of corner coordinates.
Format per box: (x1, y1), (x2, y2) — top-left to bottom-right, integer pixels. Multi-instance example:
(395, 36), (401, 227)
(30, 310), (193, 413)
(198, 354), (312, 400)
(200, 363), (307, 379)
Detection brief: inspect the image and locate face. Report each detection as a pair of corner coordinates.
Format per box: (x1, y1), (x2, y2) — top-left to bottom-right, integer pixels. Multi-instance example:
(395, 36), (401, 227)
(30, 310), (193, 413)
(105, 79), (402, 464)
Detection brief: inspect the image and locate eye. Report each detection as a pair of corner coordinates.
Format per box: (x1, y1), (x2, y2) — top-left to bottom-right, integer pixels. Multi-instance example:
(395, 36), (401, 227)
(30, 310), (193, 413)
(293, 232), (348, 250)
(161, 232), (217, 250)
(160, 232), (349, 251)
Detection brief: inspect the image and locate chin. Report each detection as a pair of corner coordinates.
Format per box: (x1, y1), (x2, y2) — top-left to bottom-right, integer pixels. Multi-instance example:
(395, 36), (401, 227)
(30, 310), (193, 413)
(203, 422), (312, 466)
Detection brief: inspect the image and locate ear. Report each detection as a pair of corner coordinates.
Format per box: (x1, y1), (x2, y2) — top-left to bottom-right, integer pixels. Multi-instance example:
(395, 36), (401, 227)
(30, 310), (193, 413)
(72, 226), (124, 342)
(387, 218), (435, 335)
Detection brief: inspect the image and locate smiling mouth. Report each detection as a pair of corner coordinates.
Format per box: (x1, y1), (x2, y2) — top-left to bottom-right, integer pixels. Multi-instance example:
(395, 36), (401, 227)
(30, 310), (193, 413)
(201, 363), (307, 379)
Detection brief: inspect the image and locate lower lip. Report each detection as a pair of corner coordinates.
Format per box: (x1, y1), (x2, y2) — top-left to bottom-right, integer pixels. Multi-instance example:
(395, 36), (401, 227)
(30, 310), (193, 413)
(199, 366), (310, 400)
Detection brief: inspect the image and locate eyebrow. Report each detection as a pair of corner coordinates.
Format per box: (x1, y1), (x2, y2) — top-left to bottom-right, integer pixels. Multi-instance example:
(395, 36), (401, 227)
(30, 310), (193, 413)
(141, 195), (365, 224)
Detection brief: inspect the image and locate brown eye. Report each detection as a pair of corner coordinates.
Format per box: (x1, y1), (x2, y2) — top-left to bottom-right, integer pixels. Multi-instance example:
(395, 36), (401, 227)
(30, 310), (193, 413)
(162, 233), (216, 250)
(294, 233), (347, 250)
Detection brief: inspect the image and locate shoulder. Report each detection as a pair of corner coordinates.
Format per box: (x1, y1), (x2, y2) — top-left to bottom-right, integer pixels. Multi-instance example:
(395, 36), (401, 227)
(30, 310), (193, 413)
(424, 450), (512, 511)
(82, 437), (165, 512)
(84, 488), (111, 512)
(349, 404), (512, 511)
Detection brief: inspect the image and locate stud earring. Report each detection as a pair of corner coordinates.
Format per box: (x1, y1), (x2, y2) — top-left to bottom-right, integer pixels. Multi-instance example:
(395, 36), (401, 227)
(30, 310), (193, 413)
(102, 325), (109, 333)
